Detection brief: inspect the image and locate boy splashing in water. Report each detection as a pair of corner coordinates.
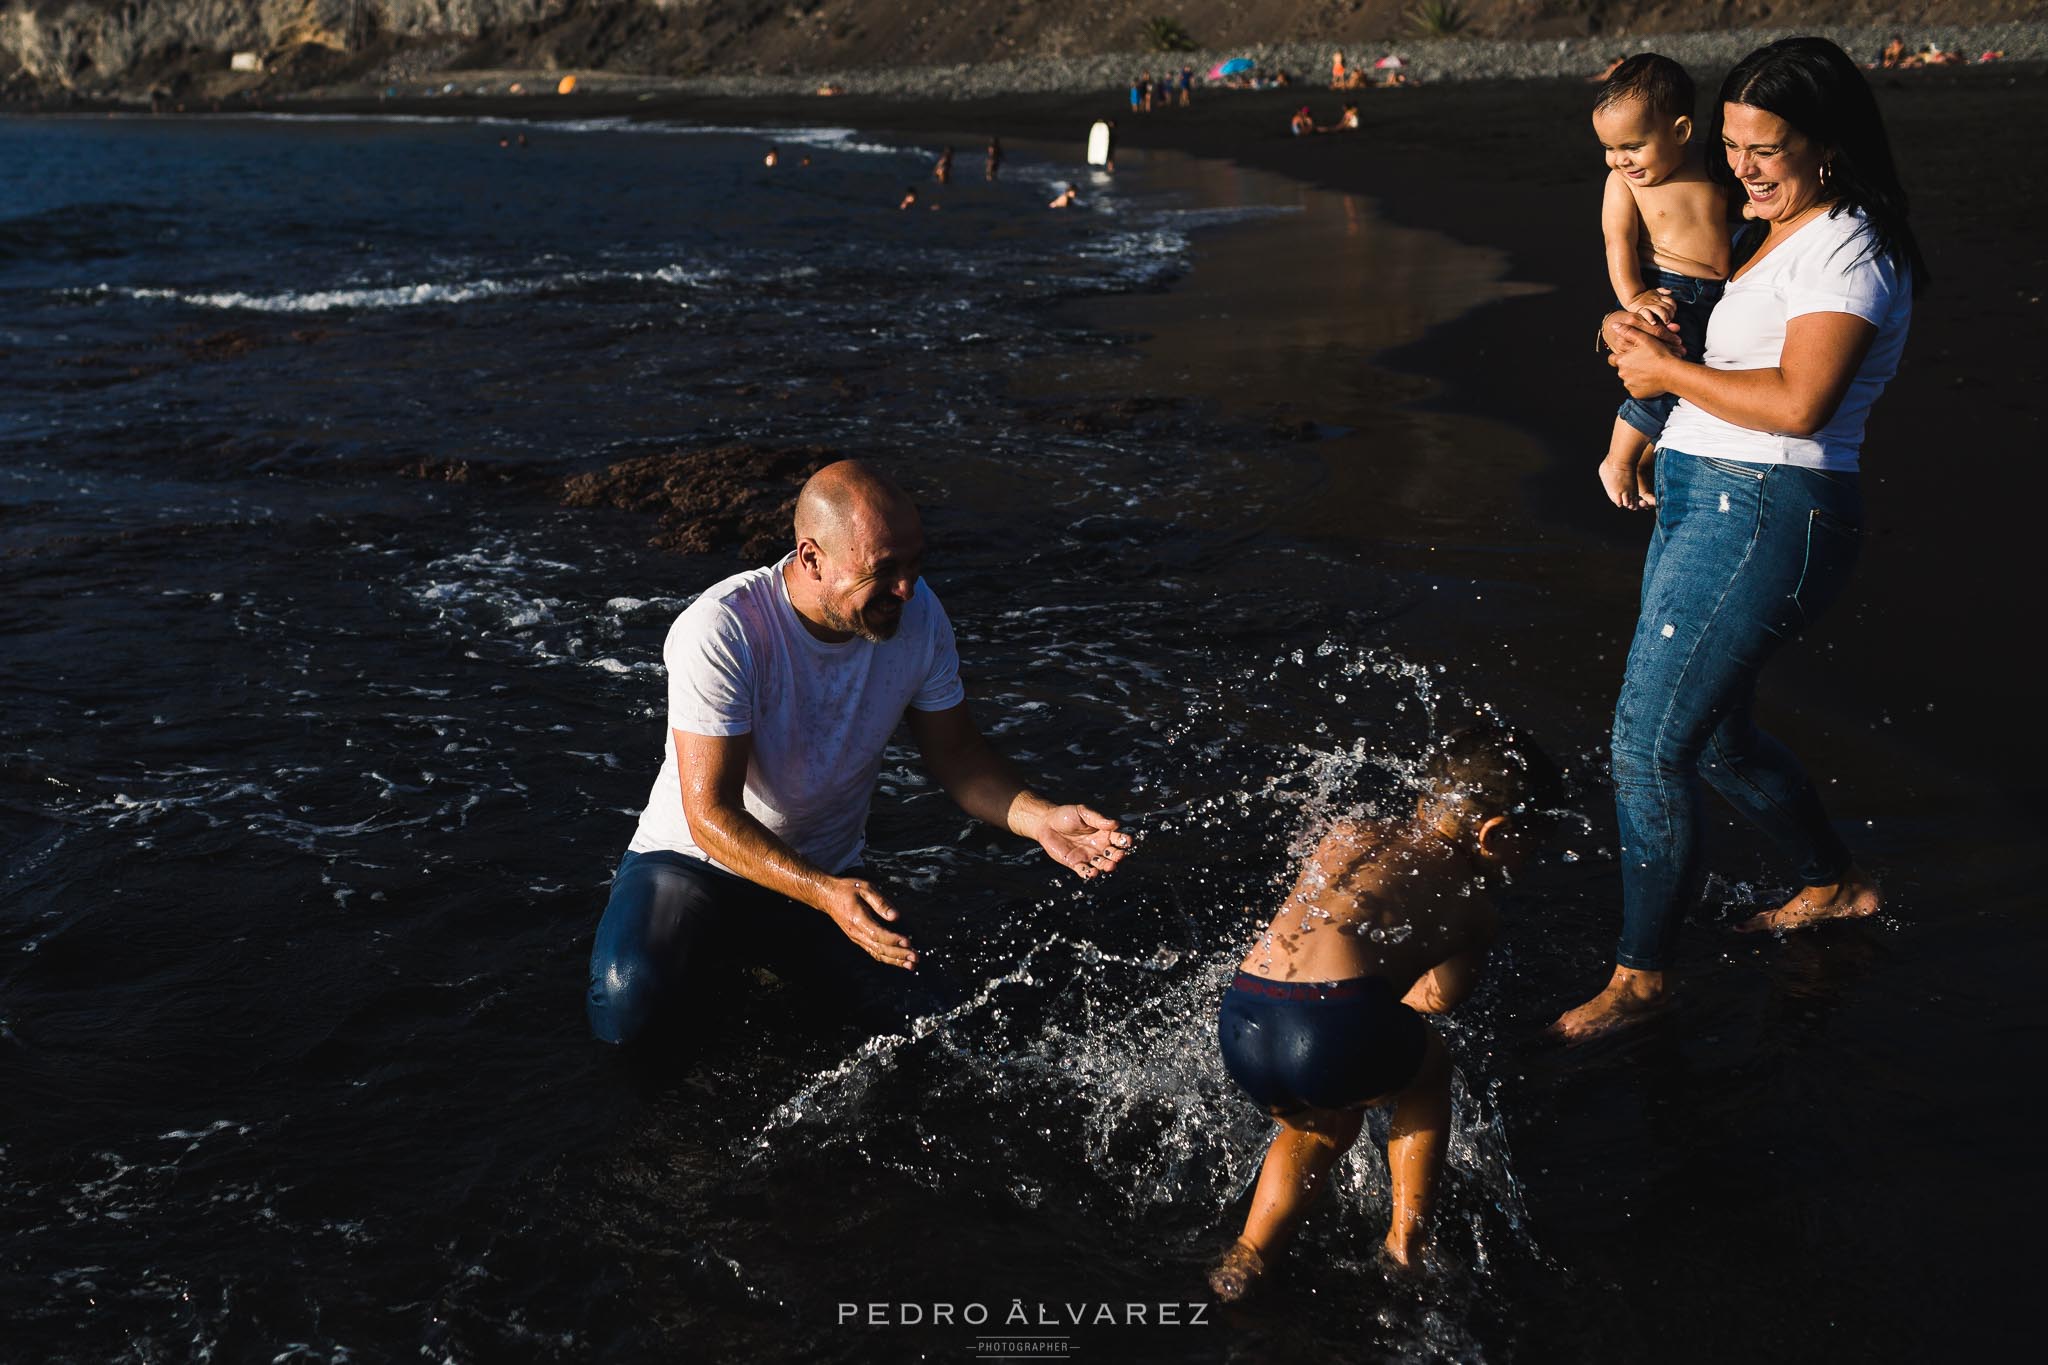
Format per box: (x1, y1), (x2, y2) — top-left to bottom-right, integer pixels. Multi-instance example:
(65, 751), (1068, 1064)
(1209, 727), (1560, 1301)
(1592, 55), (1734, 510)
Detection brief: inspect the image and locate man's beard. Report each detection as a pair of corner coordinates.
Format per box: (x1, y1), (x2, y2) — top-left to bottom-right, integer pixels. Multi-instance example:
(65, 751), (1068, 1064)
(826, 596), (902, 642)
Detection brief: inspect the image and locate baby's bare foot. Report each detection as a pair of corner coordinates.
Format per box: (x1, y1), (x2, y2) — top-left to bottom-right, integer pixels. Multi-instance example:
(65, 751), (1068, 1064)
(1598, 456), (1642, 511)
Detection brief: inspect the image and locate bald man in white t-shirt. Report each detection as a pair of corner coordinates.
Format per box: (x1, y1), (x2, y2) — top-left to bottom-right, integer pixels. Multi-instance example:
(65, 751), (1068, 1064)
(587, 460), (1132, 1043)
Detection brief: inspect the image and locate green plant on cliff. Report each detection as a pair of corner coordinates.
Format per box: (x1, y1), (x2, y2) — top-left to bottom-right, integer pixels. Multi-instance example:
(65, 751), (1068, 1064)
(1406, 1), (1468, 37)
(1142, 17), (1198, 54)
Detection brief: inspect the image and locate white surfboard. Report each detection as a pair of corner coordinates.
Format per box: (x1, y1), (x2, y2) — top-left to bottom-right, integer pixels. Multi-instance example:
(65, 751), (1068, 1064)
(1086, 121), (1112, 167)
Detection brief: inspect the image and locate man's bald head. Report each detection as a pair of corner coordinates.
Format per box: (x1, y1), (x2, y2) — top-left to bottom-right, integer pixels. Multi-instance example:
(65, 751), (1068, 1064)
(793, 459), (919, 552)
(786, 461), (925, 643)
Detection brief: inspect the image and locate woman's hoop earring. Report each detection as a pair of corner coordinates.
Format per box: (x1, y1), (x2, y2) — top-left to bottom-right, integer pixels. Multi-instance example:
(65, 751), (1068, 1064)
(1820, 161), (1834, 188)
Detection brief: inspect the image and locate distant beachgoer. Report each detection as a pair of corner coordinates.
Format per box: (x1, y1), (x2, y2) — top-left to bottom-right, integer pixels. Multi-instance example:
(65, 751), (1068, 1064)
(1142, 71), (1156, 113)
(1557, 37), (1927, 1043)
(1879, 36), (1905, 68)
(1208, 728), (1561, 1301)
(765, 146), (779, 168)
(934, 146), (953, 184)
(517, 133), (529, 149)
(1048, 184), (1081, 209)
(1590, 54), (1736, 512)
(584, 461), (1132, 1046)
(899, 187), (918, 210)
(1178, 65), (1194, 106)
(1331, 105), (1360, 132)
(985, 137), (1003, 180)
(1129, 76), (1144, 113)
(1289, 106), (1314, 137)
(1331, 50), (1347, 86)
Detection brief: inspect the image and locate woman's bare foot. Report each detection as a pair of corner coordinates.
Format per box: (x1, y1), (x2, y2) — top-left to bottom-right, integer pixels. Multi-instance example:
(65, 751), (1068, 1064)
(1549, 965), (1670, 1044)
(1207, 1238), (1266, 1303)
(1736, 870), (1882, 934)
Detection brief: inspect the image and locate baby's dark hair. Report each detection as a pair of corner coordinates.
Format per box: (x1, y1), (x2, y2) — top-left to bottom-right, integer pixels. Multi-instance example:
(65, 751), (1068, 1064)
(1423, 724), (1563, 834)
(1595, 53), (1696, 124)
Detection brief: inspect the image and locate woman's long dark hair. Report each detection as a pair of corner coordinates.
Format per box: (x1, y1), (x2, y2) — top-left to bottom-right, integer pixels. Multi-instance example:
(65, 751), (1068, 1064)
(1709, 36), (1929, 294)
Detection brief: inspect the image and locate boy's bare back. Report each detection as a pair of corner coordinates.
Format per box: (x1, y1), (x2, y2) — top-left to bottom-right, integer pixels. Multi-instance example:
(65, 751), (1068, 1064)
(1239, 819), (1497, 996)
(1613, 144), (1731, 281)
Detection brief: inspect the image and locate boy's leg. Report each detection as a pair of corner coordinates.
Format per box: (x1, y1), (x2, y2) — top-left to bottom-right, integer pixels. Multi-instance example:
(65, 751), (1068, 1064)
(1236, 1107), (1366, 1261)
(1384, 1031), (1451, 1265)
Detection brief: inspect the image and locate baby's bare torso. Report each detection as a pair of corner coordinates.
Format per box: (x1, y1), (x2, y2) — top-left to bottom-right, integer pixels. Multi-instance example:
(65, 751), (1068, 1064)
(1623, 160), (1732, 280)
(1238, 821), (1495, 994)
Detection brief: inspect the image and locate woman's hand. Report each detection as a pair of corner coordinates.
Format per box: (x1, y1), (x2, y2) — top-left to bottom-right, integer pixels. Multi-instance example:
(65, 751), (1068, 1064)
(1612, 341), (1678, 399)
(1603, 309), (1683, 358)
(1602, 308), (1683, 399)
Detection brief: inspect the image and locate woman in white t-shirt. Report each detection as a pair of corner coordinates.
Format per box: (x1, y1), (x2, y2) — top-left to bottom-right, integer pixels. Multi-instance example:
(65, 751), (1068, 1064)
(1556, 38), (1928, 1041)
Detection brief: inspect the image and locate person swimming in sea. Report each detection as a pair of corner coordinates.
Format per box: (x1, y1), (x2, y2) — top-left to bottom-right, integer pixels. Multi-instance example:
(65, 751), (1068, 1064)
(1208, 726), (1561, 1300)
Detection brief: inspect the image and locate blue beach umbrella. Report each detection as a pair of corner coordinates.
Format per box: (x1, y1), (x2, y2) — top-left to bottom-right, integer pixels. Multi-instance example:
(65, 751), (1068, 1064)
(1212, 57), (1256, 77)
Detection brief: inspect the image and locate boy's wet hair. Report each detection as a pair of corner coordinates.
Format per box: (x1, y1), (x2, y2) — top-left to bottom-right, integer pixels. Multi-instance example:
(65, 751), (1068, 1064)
(1423, 725), (1563, 833)
(1594, 53), (1696, 124)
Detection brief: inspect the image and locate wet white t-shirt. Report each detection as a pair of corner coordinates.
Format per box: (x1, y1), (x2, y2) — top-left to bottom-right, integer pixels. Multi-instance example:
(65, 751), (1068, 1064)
(628, 554), (965, 874)
(1658, 207), (1911, 472)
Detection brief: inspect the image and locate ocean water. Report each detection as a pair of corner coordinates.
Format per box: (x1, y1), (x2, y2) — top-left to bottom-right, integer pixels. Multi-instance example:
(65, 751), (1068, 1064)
(0, 113), (2026, 1363)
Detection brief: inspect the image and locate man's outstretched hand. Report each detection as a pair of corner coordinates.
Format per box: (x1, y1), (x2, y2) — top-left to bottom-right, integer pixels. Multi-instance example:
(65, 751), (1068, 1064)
(1033, 805), (1133, 880)
(820, 877), (918, 970)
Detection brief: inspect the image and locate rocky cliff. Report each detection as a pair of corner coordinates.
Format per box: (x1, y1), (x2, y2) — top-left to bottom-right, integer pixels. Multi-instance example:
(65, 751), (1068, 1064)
(1, 0), (2032, 96)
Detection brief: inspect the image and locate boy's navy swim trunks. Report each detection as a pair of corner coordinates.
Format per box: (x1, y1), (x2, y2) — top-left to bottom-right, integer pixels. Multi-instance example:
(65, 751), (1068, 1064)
(1217, 973), (1431, 1113)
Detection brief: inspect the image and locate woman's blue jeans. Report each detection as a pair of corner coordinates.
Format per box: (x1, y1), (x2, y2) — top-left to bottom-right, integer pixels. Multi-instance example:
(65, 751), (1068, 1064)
(1611, 449), (1862, 970)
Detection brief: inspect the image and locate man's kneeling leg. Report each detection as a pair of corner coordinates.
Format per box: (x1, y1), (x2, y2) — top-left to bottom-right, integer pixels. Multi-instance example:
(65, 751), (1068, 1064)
(586, 850), (730, 1045)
